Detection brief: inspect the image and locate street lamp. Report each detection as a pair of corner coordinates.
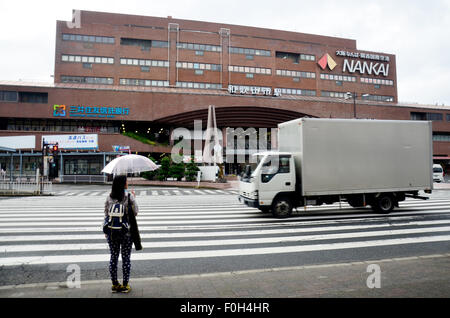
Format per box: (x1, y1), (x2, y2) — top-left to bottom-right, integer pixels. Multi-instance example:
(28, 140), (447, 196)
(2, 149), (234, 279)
(345, 92), (370, 119)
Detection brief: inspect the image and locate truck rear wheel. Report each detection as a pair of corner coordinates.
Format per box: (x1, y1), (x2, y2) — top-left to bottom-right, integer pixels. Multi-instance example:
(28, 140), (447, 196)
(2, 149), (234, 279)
(271, 196), (293, 218)
(372, 194), (395, 214)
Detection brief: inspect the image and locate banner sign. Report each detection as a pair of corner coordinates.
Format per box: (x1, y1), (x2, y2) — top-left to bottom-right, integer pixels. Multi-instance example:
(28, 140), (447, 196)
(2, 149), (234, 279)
(42, 134), (98, 150)
(112, 145), (130, 152)
(53, 105), (130, 119)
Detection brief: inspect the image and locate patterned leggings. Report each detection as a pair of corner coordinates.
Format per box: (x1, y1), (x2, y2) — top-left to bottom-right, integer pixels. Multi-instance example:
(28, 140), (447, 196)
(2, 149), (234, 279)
(107, 234), (133, 285)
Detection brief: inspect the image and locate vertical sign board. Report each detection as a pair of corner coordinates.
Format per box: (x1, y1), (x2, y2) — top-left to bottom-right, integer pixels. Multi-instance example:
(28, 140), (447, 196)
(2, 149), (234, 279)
(42, 134), (99, 150)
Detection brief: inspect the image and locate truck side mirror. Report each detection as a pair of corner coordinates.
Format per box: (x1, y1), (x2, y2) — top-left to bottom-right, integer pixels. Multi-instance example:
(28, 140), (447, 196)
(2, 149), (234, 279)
(240, 165), (252, 182)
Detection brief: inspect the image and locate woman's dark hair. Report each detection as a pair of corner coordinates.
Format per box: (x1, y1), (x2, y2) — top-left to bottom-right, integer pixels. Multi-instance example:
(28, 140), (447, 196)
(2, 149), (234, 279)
(110, 175), (127, 201)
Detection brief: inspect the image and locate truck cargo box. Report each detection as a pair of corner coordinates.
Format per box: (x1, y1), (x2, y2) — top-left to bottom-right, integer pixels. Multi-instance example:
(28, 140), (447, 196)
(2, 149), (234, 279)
(278, 118), (433, 196)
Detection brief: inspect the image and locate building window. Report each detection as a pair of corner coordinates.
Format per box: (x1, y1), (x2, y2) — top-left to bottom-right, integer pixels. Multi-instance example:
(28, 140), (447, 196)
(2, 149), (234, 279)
(229, 46), (271, 57)
(361, 94), (395, 102)
(427, 113), (444, 121)
(0, 91), (18, 102)
(120, 38), (168, 49)
(277, 69), (315, 79)
(120, 37), (151, 48)
(320, 73), (356, 83)
(119, 78), (169, 87)
(120, 58), (169, 68)
(433, 133), (450, 142)
(300, 53), (315, 61)
(176, 82), (222, 90)
(62, 54), (114, 64)
(275, 51), (315, 63)
(152, 40), (169, 48)
(177, 61), (221, 71)
(61, 76), (114, 85)
(411, 112), (426, 121)
(276, 51), (300, 63)
(321, 91), (347, 99)
(229, 65), (271, 75)
(276, 88), (316, 96)
(177, 42), (222, 52)
(18, 92), (48, 104)
(62, 33), (115, 44)
(361, 77), (394, 86)
(411, 112), (443, 121)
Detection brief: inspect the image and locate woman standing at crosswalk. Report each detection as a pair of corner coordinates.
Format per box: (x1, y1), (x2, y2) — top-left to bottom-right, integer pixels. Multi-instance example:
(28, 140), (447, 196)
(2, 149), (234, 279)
(104, 175), (139, 293)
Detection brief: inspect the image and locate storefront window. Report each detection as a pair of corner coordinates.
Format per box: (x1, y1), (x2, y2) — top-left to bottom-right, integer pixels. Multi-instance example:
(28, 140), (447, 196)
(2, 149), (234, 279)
(64, 158), (103, 175)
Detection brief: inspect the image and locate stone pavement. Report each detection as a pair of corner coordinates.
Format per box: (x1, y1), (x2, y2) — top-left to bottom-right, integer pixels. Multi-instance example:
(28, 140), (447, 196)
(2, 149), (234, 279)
(1, 254), (449, 299)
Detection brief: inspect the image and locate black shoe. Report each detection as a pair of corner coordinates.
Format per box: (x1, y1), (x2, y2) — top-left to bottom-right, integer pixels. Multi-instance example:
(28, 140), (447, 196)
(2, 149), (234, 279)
(120, 284), (131, 293)
(111, 283), (122, 293)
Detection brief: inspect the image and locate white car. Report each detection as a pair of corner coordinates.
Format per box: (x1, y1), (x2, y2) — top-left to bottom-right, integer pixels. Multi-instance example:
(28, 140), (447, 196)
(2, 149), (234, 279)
(433, 164), (445, 183)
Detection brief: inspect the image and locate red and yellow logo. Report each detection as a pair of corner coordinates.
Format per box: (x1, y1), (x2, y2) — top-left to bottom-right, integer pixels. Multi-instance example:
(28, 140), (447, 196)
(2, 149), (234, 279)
(318, 54), (337, 71)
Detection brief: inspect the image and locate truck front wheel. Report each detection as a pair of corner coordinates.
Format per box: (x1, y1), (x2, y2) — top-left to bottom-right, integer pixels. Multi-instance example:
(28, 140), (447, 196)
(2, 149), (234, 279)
(271, 196), (293, 218)
(372, 194), (395, 214)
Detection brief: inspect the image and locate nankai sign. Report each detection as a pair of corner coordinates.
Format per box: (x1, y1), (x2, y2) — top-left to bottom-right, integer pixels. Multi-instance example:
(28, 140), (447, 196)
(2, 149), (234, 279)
(342, 59), (389, 77)
(336, 50), (390, 77)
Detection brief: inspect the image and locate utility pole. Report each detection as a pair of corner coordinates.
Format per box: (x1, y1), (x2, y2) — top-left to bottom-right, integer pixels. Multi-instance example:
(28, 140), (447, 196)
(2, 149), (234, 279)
(346, 92), (369, 119)
(346, 92), (357, 119)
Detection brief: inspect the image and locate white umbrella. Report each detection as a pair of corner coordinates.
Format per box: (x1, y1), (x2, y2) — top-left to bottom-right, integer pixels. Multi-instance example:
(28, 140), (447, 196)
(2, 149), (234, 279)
(101, 154), (159, 175)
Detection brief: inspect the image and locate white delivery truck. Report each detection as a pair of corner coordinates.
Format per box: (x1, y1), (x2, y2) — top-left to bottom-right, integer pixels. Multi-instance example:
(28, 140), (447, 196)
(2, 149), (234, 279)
(239, 118), (433, 218)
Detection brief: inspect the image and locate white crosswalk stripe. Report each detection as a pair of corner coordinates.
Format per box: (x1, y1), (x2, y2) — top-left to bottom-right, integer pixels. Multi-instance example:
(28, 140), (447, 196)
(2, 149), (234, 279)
(0, 195), (449, 267)
(53, 189), (235, 196)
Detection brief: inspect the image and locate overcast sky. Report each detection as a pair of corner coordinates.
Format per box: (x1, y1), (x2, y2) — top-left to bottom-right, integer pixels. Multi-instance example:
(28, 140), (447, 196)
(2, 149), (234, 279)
(1, 0), (449, 105)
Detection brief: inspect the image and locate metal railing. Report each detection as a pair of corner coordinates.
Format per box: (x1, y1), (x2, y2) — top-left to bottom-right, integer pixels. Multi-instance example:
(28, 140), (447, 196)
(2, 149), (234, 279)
(0, 179), (52, 195)
(60, 175), (107, 184)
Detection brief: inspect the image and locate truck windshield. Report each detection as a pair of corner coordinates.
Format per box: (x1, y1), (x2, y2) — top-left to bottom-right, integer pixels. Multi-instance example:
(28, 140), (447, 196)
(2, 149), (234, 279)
(433, 167), (443, 173)
(261, 155), (290, 183)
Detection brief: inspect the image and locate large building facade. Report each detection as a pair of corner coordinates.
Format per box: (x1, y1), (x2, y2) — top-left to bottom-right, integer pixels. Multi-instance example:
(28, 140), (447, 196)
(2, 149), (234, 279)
(0, 10), (449, 180)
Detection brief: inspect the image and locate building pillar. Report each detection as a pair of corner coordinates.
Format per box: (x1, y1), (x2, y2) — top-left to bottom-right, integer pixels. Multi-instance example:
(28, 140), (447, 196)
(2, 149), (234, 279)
(19, 151), (22, 178)
(168, 22), (179, 87)
(271, 128), (278, 150)
(219, 28), (230, 89)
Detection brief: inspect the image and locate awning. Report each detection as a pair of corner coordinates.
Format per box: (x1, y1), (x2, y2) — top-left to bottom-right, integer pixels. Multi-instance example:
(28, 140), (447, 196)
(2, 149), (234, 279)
(0, 146), (16, 152)
(433, 156), (450, 160)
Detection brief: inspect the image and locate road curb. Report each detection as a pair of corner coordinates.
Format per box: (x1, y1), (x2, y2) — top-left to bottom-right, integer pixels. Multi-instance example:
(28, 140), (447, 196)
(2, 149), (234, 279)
(1, 253), (449, 292)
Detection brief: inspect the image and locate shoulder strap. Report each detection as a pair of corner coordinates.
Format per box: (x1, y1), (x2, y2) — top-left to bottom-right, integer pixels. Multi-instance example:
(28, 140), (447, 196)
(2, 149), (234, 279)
(127, 193), (131, 215)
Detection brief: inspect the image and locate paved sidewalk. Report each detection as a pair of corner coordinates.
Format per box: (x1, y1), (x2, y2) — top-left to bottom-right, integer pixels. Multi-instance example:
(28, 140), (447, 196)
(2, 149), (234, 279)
(1, 254), (449, 298)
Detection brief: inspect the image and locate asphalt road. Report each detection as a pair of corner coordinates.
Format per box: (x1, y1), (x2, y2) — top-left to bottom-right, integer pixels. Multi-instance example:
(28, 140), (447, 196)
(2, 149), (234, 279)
(0, 188), (449, 293)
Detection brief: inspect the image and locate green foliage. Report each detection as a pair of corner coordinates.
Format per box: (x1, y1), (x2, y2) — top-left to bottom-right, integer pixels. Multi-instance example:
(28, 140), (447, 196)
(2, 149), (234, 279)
(140, 156), (158, 180)
(169, 161), (185, 181)
(185, 156), (200, 182)
(122, 131), (172, 146)
(157, 156), (171, 181)
(140, 155), (200, 182)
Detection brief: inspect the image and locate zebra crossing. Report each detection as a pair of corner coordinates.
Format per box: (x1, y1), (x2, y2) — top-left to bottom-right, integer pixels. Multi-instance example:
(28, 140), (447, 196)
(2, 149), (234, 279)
(0, 194), (449, 277)
(53, 189), (238, 197)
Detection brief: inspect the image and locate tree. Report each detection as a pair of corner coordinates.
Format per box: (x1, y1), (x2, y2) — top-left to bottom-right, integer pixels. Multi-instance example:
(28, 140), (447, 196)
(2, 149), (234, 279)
(157, 156), (170, 181)
(141, 156), (158, 180)
(185, 156), (200, 182)
(169, 159), (185, 181)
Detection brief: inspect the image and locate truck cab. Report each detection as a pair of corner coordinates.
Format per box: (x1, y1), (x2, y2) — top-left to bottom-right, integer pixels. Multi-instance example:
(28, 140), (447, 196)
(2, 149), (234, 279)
(239, 152), (296, 217)
(433, 164), (444, 183)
